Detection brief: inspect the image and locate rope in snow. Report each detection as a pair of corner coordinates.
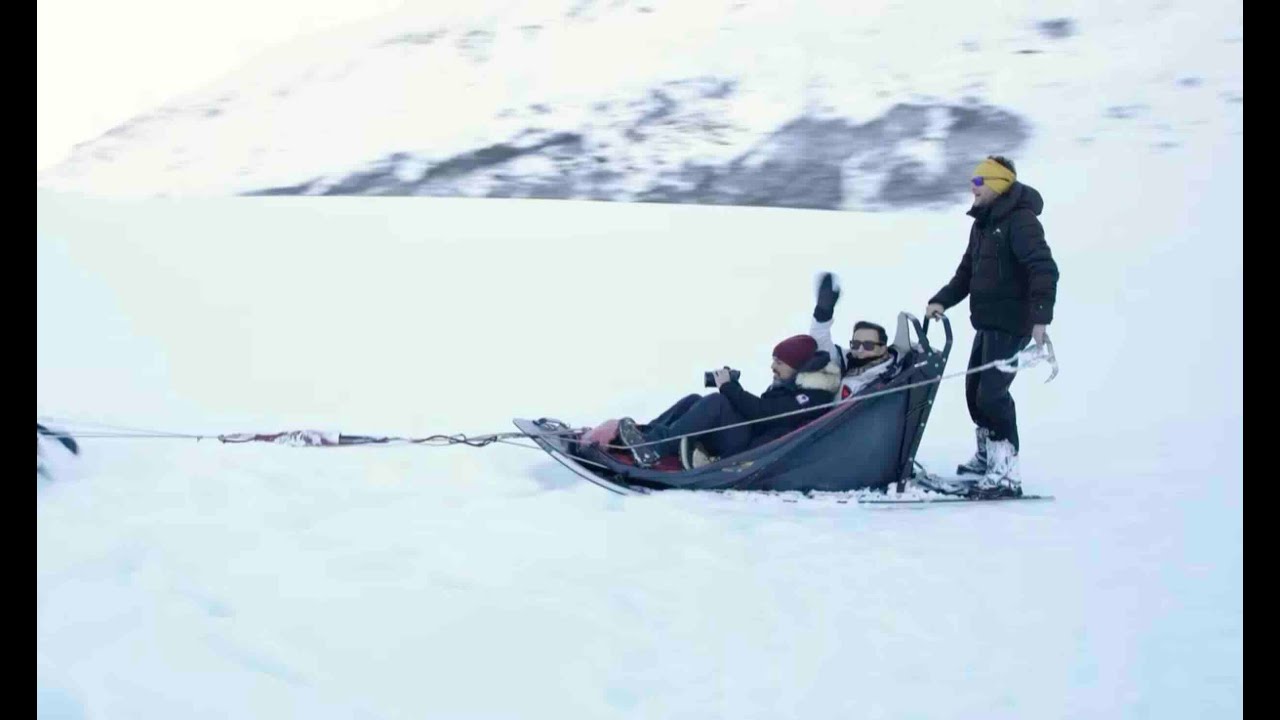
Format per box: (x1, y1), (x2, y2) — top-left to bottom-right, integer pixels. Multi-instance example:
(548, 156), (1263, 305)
(36, 336), (1056, 453)
(37, 416), (575, 449)
(37, 416), (202, 440)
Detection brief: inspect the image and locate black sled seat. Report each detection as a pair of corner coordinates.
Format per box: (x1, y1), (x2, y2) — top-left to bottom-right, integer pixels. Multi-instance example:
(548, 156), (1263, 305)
(516, 313), (953, 494)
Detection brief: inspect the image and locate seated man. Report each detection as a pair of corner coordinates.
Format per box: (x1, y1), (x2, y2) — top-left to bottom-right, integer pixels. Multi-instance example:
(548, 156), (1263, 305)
(809, 272), (906, 400)
(582, 334), (841, 468)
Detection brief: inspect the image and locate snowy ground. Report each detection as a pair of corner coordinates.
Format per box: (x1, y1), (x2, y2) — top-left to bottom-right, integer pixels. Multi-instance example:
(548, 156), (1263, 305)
(38, 0), (1241, 716)
(38, 152), (1242, 718)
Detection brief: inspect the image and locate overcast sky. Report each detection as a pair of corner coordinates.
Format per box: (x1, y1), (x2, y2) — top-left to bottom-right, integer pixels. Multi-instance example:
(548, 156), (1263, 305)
(36, 0), (405, 172)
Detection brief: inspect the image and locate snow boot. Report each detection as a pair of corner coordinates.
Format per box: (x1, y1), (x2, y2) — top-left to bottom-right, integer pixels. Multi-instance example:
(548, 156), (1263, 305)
(956, 426), (990, 475)
(679, 436), (717, 470)
(969, 438), (1022, 499)
(617, 417), (661, 468)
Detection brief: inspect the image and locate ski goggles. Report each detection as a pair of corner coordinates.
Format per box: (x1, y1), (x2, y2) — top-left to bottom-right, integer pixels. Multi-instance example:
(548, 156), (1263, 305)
(971, 176), (1010, 187)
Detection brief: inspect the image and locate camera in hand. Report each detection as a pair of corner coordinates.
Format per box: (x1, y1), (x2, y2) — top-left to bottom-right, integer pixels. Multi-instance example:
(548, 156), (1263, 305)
(704, 368), (741, 388)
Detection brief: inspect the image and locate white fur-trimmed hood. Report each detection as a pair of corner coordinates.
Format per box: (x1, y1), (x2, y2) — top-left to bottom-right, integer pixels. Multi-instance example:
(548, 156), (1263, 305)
(796, 356), (843, 394)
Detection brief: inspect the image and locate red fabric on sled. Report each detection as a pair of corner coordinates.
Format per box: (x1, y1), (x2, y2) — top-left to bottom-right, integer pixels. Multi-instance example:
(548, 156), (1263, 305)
(608, 450), (685, 472)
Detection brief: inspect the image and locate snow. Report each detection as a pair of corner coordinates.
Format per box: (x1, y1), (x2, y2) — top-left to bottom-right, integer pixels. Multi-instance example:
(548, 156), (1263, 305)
(38, 0), (1243, 202)
(37, 172), (1242, 719)
(38, 0), (1241, 717)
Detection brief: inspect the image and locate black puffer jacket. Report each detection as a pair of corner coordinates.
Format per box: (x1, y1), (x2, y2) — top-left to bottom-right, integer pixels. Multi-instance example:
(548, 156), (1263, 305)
(718, 351), (840, 447)
(930, 182), (1060, 336)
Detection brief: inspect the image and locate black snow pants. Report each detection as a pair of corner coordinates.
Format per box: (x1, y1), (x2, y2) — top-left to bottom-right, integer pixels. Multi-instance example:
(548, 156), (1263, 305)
(966, 330), (1032, 450)
(643, 393), (753, 459)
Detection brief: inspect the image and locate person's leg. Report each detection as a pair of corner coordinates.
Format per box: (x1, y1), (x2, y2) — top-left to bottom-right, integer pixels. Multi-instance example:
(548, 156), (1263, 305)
(641, 393), (752, 458)
(970, 330), (1032, 495)
(647, 394), (704, 429)
(965, 333), (989, 431)
(956, 334), (994, 474)
(582, 395), (706, 450)
(975, 331), (1031, 451)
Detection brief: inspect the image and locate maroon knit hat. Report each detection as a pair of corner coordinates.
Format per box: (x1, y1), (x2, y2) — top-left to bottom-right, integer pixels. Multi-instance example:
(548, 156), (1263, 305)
(772, 334), (818, 371)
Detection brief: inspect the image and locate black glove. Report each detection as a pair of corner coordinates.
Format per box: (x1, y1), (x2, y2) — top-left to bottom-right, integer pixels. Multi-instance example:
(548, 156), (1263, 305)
(813, 272), (840, 322)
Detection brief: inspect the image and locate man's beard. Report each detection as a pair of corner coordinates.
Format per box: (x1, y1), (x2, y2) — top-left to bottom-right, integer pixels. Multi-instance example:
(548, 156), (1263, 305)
(846, 353), (885, 369)
(972, 193), (997, 208)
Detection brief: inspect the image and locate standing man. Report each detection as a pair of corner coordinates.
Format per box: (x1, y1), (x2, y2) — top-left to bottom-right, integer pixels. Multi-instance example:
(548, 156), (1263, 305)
(926, 156), (1059, 498)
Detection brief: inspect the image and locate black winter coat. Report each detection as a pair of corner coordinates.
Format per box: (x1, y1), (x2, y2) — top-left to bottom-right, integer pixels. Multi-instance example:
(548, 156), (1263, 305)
(718, 351), (839, 447)
(930, 182), (1060, 336)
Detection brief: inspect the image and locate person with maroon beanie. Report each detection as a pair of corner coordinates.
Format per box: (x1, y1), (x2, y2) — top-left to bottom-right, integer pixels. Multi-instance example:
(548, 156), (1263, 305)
(585, 334), (841, 468)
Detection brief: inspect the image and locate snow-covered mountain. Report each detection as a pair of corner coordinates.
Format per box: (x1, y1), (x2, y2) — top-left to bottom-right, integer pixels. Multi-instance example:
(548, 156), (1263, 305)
(38, 0), (1241, 210)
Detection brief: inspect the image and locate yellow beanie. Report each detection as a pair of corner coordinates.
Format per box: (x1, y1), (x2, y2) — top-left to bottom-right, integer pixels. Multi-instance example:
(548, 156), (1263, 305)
(973, 158), (1016, 194)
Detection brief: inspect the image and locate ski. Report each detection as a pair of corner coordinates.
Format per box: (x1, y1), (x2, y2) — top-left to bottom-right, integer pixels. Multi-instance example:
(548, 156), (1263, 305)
(858, 492), (1054, 505)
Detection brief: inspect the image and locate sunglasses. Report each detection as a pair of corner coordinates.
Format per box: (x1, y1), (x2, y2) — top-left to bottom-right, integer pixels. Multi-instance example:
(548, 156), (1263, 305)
(849, 340), (885, 350)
